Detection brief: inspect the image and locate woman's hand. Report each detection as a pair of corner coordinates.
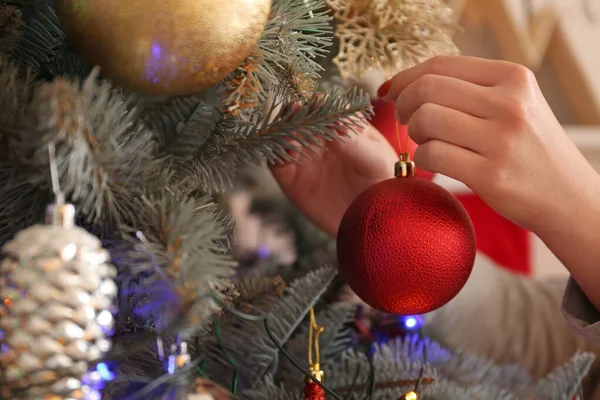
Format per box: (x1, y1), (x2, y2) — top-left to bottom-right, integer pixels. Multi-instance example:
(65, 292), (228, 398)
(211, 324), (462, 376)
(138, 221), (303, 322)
(270, 123), (397, 236)
(379, 55), (600, 234)
(381, 55), (600, 310)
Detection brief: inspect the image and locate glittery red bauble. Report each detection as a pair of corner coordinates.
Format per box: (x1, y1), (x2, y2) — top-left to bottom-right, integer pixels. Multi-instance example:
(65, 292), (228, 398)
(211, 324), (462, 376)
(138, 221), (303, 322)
(304, 381), (326, 400)
(370, 100), (434, 180)
(337, 177), (476, 315)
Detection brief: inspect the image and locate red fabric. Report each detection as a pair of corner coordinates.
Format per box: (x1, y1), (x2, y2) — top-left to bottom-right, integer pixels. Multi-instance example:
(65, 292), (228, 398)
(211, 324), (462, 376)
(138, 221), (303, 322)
(456, 194), (531, 275)
(370, 100), (434, 180)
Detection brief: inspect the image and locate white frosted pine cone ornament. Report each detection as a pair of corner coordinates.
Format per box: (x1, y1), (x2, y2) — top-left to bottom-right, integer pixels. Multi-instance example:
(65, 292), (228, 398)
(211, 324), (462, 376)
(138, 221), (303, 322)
(0, 202), (117, 400)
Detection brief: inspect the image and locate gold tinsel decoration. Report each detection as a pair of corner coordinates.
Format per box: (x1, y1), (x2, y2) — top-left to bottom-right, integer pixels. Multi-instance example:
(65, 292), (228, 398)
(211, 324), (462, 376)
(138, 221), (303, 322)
(325, 0), (460, 80)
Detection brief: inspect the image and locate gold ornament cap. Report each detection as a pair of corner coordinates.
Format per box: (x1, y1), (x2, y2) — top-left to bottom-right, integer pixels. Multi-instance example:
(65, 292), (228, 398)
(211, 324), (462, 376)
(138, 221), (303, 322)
(395, 153), (416, 178)
(45, 203), (76, 228)
(308, 364), (324, 383)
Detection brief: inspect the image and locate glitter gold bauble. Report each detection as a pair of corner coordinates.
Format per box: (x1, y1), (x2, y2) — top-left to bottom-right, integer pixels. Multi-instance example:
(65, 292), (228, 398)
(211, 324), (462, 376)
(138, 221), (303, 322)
(56, 0), (272, 95)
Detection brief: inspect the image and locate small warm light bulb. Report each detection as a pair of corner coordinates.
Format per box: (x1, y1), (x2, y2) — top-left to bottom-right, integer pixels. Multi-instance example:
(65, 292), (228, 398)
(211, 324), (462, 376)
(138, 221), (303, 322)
(404, 391), (418, 400)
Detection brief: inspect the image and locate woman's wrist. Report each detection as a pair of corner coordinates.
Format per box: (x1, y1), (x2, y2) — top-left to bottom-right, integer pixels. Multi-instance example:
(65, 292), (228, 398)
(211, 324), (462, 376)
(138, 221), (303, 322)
(533, 169), (600, 309)
(540, 171), (600, 237)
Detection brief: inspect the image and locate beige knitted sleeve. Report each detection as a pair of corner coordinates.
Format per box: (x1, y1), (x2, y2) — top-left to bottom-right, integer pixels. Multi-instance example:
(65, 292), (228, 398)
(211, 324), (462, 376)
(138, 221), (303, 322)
(562, 278), (600, 343)
(423, 253), (600, 381)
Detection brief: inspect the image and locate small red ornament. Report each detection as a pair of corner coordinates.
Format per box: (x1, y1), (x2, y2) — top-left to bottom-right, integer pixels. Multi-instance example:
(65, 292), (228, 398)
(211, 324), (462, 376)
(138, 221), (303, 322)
(304, 381), (326, 400)
(304, 307), (327, 400)
(370, 99), (434, 180)
(336, 154), (476, 315)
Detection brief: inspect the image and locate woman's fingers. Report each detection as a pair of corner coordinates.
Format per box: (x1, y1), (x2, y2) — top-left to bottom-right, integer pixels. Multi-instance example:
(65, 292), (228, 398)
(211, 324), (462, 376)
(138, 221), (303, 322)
(380, 55), (517, 101)
(414, 139), (487, 188)
(395, 74), (497, 124)
(407, 103), (492, 155)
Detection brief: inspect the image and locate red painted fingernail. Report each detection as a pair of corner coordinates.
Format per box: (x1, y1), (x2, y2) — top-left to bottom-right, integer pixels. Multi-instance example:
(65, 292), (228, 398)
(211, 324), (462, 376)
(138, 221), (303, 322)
(377, 80), (392, 98)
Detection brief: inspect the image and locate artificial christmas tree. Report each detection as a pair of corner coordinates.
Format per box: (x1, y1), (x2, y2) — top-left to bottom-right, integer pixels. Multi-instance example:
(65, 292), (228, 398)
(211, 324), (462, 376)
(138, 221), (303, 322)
(0, 0), (594, 399)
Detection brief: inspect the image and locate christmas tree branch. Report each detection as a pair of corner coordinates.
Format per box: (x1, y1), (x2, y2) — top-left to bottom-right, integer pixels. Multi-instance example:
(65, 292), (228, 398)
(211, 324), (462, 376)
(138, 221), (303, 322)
(0, 57), (34, 143)
(232, 275), (288, 313)
(244, 377), (303, 400)
(219, 52), (269, 119)
(533, 351), (595, 399)
(0, 3), (23, 55)
(24, 71), (158, 224)
(3, 0), (65, 71)
(0, 58), (49, 243)
(218, 0), (333, 118)
(0, 60), (171, 236)
(245, 375), (519, 400)
(0, 164), (51, 244)
(418, 341), (531, 391)
(42, 47), (93, 79)
(201, 266), (337, 392)
(370, 336), (532, 392)
(180, 85), (371, 192)
(277, 302), (355, 389)
(422, 381), (516, 400)
(144, 96), (218, 160)
(321, 336), (536, 399)
(258, 0), (333, 97)
(325, 346), (438, 398)
(123, 181), (237, 334)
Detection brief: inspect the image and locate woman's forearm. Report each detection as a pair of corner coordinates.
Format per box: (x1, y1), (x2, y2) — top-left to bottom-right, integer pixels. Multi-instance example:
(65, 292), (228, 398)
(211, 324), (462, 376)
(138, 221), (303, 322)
(535, 173), (600, 311)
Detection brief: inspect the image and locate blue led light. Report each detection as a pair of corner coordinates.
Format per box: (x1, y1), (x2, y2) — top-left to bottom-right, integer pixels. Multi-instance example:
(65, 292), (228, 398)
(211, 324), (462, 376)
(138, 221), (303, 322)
(400, 315), (423, 330)
(86, 389), (102, 400)
(167, 356), (176, 375)
(96, 362), (115, 381)
(256, 244), (271, 259)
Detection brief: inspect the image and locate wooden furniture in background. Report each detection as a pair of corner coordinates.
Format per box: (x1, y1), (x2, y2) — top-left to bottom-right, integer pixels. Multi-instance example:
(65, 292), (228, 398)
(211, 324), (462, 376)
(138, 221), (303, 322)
(448, 0), (600, 124)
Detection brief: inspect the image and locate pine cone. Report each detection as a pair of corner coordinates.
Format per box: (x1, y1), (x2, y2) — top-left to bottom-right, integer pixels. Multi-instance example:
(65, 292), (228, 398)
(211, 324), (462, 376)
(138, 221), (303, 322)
(0, 204), (117, 399)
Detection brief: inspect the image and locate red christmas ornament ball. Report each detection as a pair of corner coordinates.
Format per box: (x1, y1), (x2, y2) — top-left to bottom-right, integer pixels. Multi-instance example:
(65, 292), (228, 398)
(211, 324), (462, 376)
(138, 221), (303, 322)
(337, 177), (476, 315)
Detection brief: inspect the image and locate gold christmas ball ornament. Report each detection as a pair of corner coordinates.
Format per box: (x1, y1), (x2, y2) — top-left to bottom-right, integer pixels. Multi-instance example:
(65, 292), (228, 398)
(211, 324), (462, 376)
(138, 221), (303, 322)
(56, 0), (272, 95)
